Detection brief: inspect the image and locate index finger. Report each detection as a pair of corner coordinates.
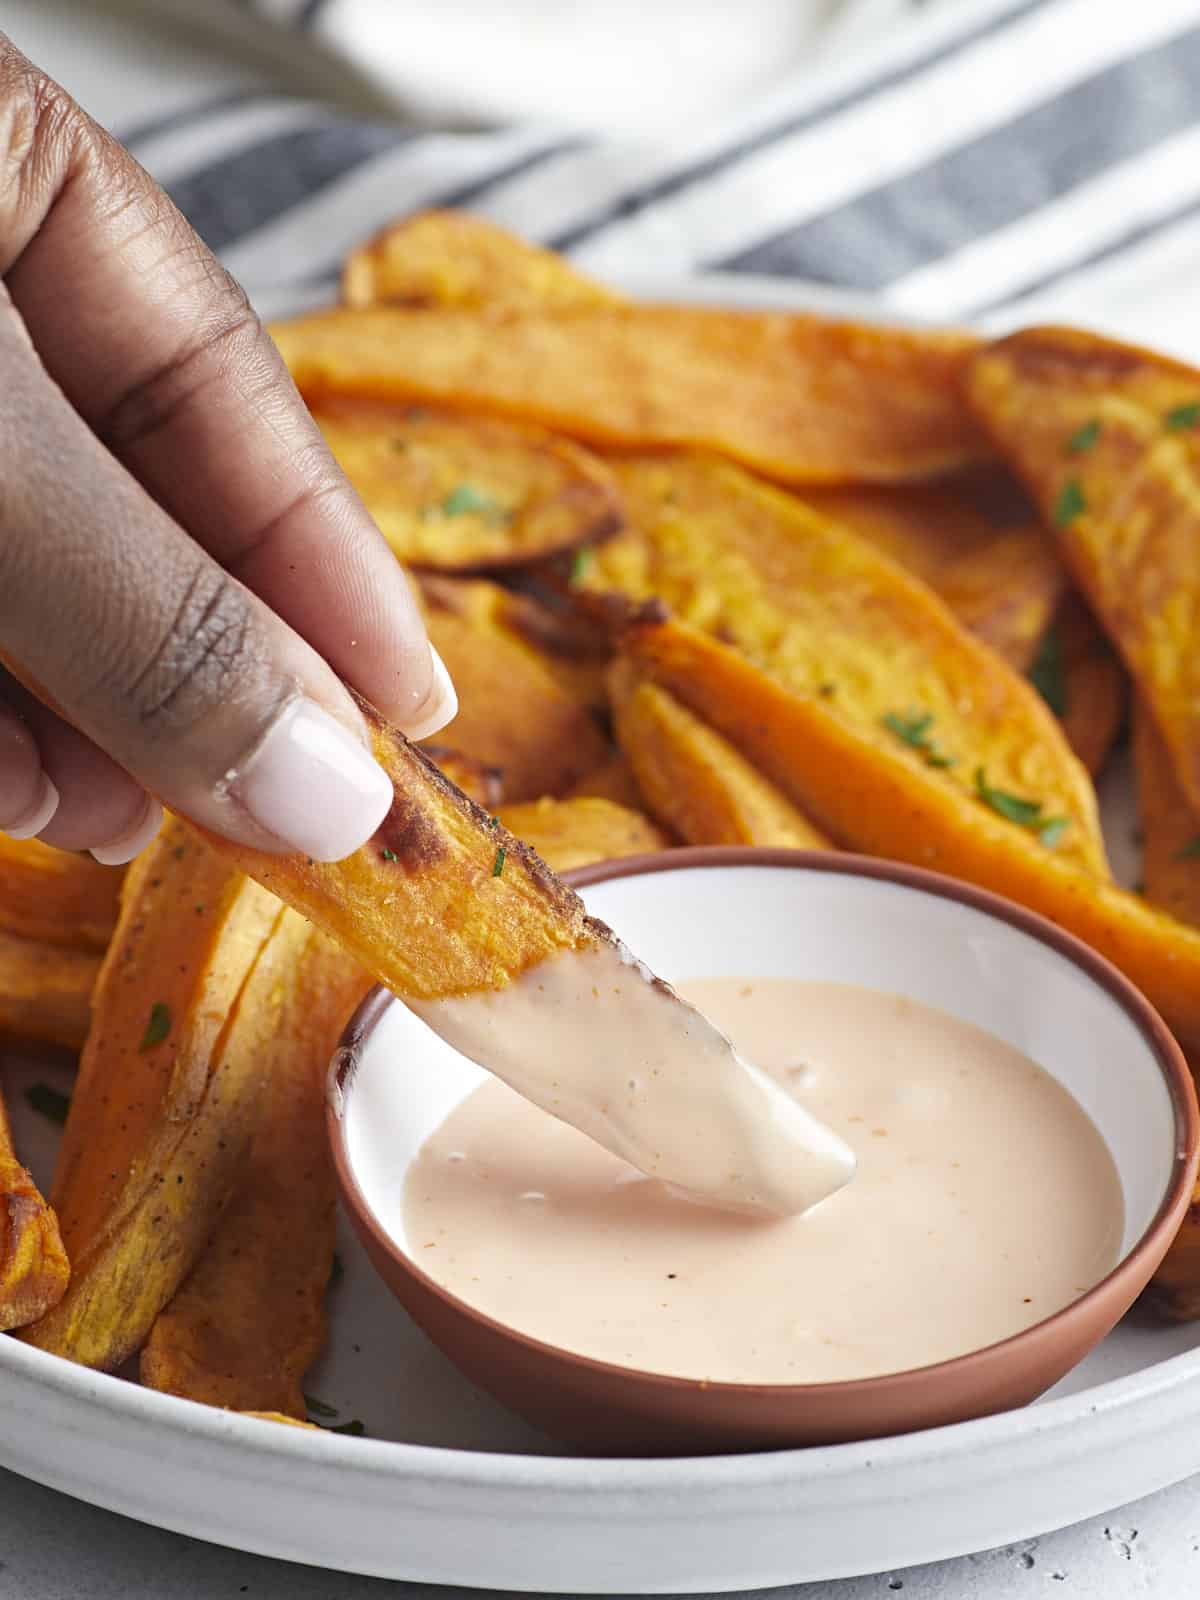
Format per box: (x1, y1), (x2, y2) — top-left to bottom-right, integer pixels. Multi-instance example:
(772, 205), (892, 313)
(0, 41), (449, 738)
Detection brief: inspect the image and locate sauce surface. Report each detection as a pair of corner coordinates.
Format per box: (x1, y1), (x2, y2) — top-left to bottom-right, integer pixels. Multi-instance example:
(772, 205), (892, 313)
(404, 979), (1124, 1383)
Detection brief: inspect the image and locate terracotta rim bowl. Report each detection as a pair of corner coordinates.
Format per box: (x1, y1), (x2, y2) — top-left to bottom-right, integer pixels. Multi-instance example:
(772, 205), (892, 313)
(327, 849), (1199, 1457)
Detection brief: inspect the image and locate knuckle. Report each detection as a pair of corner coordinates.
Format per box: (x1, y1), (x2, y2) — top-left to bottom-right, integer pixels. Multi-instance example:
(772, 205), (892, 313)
(120, 565), (267, 743)
(97, 285), (262, 454)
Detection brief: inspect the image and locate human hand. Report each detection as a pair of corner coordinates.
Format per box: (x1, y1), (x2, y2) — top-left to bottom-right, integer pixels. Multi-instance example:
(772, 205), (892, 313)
(0, 38), (455, 866)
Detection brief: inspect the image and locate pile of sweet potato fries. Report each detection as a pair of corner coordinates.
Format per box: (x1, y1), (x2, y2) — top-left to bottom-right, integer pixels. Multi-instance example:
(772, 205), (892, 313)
(4, 211), (1200, 1426)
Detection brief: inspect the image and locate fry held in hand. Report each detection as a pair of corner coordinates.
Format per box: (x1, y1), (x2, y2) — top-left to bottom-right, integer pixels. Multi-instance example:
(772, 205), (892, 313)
(0, 1086), (68, 1331)
(142, 918), (371, 1417)
(273, 303), (989, 486)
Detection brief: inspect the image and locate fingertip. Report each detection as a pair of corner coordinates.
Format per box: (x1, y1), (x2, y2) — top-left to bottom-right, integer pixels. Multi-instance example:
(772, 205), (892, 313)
(88, 795), (164, 866)
(399, 646), (458, 742)
(2, 772), (60, 840)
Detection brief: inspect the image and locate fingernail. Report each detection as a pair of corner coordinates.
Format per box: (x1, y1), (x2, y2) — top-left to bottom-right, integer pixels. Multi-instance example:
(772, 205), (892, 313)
(3, 774), (60, 840)
(233, 697), (393, 862)
(400, 646), (458, 742)
(90, 796), (164, 866)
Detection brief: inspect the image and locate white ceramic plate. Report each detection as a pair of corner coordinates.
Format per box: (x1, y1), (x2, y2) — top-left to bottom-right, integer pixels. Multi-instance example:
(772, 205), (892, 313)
(0, 277), (1195, 1594)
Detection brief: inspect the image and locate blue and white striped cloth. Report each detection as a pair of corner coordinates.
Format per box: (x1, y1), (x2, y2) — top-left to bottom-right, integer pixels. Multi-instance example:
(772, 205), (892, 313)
(82, 0), (1200, 354)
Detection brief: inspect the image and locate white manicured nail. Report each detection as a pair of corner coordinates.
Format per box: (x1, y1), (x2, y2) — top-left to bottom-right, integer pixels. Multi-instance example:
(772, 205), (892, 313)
(90, 796), (164, 865)
(233, 697), (393, 862)
(3, 774), (60, 840)
(400, 646), (458, 742)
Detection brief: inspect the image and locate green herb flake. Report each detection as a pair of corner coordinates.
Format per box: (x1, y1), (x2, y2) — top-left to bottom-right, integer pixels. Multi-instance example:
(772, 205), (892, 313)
(1028, 624), (1068, 718)
(1173, 835), (1200, 861)
(1053, 478), (1086, 528)
(569, 547), (594, 585)
(1165, 402), (1200, 432)
(442, 482), (501, 518)
(303, 1394), (339, 1419)
(974, 768), (1070, 847)
(139, 1001), (172, 1052)
(492, 845), (507, 878)
(1066, 419), (1102, 455)
(380, 848), (398, 862)
(24, 1083), (71, 1126)
(881, 710), (956, 770)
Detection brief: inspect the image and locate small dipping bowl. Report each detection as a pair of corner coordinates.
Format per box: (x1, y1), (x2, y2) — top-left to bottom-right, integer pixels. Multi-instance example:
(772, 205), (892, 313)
(327, 850), (1199, 1455)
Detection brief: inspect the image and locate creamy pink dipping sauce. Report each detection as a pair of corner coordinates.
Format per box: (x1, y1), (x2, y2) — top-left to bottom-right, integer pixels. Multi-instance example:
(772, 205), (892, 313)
(404, 979), (1125, 1384)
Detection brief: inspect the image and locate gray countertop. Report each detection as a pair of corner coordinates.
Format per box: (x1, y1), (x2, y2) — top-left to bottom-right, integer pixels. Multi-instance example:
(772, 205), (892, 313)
(1, 1466), (1199, 1599)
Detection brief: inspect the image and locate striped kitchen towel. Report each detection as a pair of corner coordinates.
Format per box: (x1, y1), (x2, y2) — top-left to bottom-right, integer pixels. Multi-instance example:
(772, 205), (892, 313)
(120, 0), (1200, 354)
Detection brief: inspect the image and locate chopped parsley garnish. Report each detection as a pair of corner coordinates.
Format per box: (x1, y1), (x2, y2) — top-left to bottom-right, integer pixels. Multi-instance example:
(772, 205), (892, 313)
(1028, 624), (1068, 717)
(569, 547), (594, 585)
(24, 1083), (71, 1126)
(1174, 835), (1200, 861)
(303, 1394), (338, 1419)
(380, 848), (397, 862)
(1053, 478), (1086, 528)
(974, 768), (1069, 846)
(1066, 419), (1101, 455)
(492, 845), (507, 878)
(1165, 402), (1200, 432)
(441, 482), (502, 518)
(139, 1001), (172, 1052)
(881, 710), (955, 769)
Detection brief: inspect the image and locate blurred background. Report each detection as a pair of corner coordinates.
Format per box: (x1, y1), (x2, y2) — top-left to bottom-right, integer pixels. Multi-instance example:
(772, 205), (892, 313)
(3, 0), (1200, 347)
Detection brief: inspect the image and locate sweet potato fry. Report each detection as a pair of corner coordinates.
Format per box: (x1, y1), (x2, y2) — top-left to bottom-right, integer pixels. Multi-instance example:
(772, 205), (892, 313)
(567, 755), (646, 811)
(1146, 1167), (1200, 1322)
(967, 326), (1200, 808)
(272, 304), (990, 486)
(1051, 596), (1128, 778)
(312, 397), (622, 571)
(624, 616), (1200, 1056)
(801, 469), (1065, 670)
(421, 745), (503, 809)
(141, 919), (370, 1417)
(341, 210), (615, 312)
(611, 669), (830, 849)
(420, 576), (609, 800)
(1136, 702), (1200, 928)
(496, 796), (668, 874)
(0, 928), (98, 1052)
(20, 822), (285, 1369)
(0, 835), (121, 952)
(193, 698), (602, 1003)
(0, 1086), (68, 1330)
(576, 455), (1105, 872)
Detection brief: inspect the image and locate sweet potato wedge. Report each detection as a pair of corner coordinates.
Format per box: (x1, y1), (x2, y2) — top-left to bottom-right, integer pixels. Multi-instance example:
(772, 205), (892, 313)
(272, 304), (990, 486)
(0, 928), (98, 1052)
(420, 576), (609, 800)
(141, 919), (370, 1416)
(312, 397), (623, 571)
(611, 669), (830, 849)
(566, 755), (646, 812)
(1146, 1167), (1200, 1322)
(967, 326), (1200, 808)
(20, 822), (285, 1369)
(801, 469), (1065, 670)
(341, 210), (615, 312)
(193, 698), (601, 1003)
(577, 455), (1105, 872)
(420, 744), (503, 809)
(1053, 596), (1128, 778)
(0, 1086), (68, 1330)
(1136, 702), (1200, 928)
(0, 836), (121, 952)
(496, 796), (668, 874)
(623, 617), (1200, 1056)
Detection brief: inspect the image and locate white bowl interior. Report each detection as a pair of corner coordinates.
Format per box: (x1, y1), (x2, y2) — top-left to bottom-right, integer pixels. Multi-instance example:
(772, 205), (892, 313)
(341, 863), (1178, 1270)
